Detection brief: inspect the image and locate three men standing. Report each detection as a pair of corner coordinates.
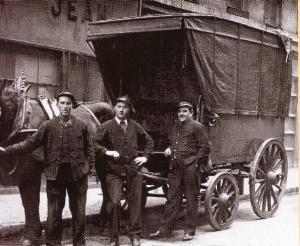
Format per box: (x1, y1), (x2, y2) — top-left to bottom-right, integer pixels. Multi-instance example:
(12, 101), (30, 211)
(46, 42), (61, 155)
(0, 92), (95, 246)
(95, 96), (154, 246)
(150, 101), (211, 241)
(0, 94), (209, 245)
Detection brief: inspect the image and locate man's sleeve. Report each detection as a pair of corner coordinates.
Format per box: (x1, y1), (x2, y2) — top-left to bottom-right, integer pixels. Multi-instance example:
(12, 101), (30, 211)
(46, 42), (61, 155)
(137, 123), (154, 158)
(196, 123), (211, 160)
(83, 125), (95, 171)
(5, 121), (47, 154)
(94, 123), (109, 156)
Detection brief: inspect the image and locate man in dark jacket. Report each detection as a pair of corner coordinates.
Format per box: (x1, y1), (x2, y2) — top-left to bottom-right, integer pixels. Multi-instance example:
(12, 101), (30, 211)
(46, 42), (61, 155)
(95, 96), (153, 246)
(0, 92), (95, 246)
(150, 101), (210, 241)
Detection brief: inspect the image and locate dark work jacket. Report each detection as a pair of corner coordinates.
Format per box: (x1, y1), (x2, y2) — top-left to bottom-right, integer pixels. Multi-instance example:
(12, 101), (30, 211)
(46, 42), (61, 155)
(5, 116), (95, 181)
(95, 118), (154, 176)
(170, 118), (211, 168)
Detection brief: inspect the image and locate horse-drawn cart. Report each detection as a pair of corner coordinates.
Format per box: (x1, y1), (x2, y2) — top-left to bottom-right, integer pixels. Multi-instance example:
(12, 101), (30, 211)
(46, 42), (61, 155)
(87, 14), (292, 230)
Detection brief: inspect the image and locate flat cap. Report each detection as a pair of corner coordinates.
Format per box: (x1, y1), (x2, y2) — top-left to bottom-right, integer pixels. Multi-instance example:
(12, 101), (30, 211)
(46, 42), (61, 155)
(115, 95), (131, 107)
(56, 91), (77, 106)
(178, 101), (193, 110)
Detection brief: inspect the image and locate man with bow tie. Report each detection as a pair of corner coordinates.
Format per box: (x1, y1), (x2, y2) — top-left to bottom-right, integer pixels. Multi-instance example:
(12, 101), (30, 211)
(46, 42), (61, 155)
(95, 96), (154, 246)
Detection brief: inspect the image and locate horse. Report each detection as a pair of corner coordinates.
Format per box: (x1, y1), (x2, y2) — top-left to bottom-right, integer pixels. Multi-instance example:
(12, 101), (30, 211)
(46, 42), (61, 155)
(0, 76), (114, 244)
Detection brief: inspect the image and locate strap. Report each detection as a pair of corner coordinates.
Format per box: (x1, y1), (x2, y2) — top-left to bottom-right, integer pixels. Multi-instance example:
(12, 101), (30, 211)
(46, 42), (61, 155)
(39, 96), (54, 119)
(38, 96), (60, 119)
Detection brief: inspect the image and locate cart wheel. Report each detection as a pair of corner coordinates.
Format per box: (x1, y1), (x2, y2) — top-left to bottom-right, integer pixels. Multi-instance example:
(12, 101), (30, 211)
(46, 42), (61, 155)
(205, 172), (239, 230)
(249, 138), (288, 219)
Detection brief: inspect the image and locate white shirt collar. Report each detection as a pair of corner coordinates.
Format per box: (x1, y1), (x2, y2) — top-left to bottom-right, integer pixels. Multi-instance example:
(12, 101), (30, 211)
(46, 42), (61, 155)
(115, 117), (128, 125)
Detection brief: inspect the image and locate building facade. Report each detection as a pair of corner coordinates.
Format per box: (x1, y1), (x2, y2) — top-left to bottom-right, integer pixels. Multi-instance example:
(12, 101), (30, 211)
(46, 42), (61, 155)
(0, 0), (139, 102)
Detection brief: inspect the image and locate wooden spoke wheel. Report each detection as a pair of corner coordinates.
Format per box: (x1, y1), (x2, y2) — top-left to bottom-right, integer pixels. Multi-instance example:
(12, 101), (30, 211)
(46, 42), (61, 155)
(205, 172), (239, 230)
(249, 138), (288, 219)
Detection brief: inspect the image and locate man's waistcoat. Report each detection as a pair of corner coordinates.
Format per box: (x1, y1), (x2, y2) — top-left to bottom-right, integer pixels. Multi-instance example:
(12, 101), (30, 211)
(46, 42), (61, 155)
(43, 117), (90, 180)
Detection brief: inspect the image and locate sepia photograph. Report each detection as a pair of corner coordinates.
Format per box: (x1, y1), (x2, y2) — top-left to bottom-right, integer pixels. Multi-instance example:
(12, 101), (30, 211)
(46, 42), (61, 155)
(0, 1), (298, 245)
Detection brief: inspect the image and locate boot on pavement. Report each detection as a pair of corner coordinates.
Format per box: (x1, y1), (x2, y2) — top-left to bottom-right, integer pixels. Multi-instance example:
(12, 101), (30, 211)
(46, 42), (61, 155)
(182, 232), (194, 241)
(131, 238), (141, 246)
(20, 238), (39, 246)
(149, 230), (171, 238)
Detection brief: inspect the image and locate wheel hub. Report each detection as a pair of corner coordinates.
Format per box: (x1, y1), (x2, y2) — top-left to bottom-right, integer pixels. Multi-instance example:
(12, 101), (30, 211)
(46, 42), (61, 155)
(266, 171), (279, 185)
(218, 193), (230, 207)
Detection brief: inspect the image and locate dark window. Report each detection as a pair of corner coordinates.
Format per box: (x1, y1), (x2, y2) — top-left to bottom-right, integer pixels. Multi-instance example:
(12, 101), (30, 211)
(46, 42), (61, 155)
(226, 0), (243, 9)
(226, 0), (249, 19)
(96, 2), (107, 20)
(264, 0), (282, 28)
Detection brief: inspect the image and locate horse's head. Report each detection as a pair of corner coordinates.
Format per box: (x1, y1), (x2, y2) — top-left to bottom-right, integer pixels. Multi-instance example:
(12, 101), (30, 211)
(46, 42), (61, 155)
(0, 74), (30, 142)
(0, 80), (19, 124)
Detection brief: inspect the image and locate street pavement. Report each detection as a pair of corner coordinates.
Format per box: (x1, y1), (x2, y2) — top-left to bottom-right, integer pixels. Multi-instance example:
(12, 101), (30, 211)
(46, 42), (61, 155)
(0, 167), (299, 245)
(72, 194), (299, 246)
(0, 194), (299, 245)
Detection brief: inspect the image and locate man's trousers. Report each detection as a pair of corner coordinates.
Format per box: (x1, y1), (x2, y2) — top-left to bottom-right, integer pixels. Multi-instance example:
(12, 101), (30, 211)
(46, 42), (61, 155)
(106, 172), (142, 242)
(45, 164), (88, 246)
(159, 159), (199, 234)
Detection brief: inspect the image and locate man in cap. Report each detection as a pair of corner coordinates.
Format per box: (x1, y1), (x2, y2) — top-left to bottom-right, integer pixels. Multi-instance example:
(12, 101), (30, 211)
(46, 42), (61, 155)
(95, 95), (154, 246)
(0, 91), (95, 246)
(150, 101), (210, 241)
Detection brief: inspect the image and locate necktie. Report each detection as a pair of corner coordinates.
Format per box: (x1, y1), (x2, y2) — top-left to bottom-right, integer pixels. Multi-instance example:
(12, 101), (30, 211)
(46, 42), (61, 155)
(120, 120), (127, 132)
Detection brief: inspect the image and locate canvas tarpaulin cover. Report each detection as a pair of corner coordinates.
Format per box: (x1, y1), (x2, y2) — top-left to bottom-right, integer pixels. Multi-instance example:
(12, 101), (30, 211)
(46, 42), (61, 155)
(184, 17), (292, 116)
(88, 15), (292, 117)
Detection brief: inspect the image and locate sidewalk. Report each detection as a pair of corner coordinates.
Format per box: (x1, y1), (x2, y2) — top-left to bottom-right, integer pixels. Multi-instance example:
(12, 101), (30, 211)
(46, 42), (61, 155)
(0, 177), (103, 238)
(0, 168), (298, 238)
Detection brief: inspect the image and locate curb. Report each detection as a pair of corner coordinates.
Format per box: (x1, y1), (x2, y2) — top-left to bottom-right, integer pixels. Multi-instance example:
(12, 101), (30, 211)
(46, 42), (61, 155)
(0, 186), (298, 238)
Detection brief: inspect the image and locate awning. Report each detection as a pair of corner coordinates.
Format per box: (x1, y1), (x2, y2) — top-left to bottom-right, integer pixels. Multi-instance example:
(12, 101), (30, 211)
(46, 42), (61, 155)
(88, 15), (183, 40)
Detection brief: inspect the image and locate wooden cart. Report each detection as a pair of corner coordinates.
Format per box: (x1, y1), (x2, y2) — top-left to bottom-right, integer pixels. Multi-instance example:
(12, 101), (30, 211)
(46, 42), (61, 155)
(87, 14), (292, 230)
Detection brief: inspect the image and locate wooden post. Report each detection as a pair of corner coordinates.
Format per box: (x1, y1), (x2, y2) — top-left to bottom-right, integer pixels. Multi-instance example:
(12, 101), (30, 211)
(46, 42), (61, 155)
(236, 175), (244, 195)
(137, 0), (142, 16)
(62, 51), (69, 91)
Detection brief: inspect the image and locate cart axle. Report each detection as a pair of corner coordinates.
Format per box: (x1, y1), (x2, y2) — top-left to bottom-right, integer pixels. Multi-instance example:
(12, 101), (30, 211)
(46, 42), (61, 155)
(266, 171), (280, 185)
